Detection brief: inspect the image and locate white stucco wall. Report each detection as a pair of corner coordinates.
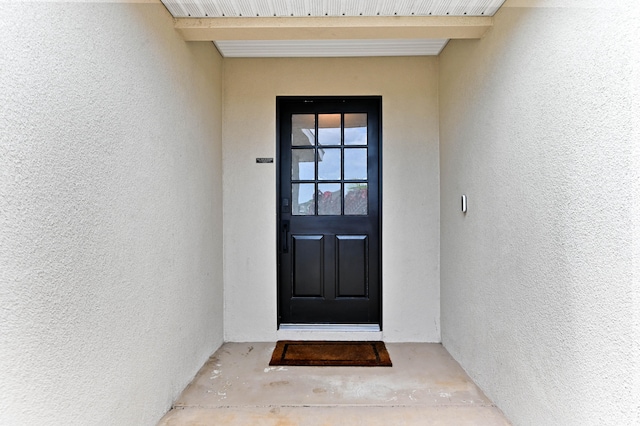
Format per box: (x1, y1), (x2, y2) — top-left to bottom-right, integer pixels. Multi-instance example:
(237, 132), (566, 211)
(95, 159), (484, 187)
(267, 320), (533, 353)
(223, 57), (440, 342)
(0, 2), (224, 425)
(439, 1), (639, 425)
(634, 13), (640, 425)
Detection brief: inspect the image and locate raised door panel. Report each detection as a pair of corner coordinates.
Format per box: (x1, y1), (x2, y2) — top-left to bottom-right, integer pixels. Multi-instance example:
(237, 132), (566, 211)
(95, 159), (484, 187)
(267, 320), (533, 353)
(336, 235), (368, 297)
(292, 235), (324, 297)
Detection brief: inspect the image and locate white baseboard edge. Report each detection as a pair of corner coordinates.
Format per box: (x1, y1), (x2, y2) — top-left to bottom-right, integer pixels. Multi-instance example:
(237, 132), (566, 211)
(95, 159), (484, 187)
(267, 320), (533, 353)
(279, 324), (381, 332)
(277, 324), (382, 341)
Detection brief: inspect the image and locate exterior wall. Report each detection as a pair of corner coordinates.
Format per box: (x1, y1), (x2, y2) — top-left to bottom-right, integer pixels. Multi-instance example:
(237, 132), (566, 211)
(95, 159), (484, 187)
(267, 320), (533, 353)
(223, 57), (440, 342)
(0, 2), (224, 425)
(634, 14), (640, 425)
(439, 1), (639, 425)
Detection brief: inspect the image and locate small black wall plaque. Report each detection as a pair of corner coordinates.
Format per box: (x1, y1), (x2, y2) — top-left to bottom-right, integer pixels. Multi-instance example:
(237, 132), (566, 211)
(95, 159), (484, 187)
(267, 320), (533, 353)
(256, 158), (274, 164)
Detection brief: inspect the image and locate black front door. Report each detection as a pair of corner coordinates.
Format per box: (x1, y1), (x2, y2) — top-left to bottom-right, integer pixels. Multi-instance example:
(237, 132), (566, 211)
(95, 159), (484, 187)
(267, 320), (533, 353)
(277, 97), (381, 325)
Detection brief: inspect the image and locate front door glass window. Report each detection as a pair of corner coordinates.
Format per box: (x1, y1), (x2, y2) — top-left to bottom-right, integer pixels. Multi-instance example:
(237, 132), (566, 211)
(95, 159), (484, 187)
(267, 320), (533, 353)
(291, 113), (369, 216)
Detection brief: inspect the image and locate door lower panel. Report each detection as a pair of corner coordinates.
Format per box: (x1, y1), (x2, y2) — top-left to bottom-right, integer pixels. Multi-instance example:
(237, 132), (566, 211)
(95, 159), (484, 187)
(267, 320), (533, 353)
(292, 235), (324, 297)
(336, 235), (368, 298)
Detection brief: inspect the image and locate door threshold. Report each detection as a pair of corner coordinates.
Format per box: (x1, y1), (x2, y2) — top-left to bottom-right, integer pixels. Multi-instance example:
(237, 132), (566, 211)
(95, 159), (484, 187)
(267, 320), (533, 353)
(279, 324), (381, 332)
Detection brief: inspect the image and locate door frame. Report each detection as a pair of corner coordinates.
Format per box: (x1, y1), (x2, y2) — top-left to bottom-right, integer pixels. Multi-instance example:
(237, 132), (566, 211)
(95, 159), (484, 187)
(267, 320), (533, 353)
(275, 95), (383, 328)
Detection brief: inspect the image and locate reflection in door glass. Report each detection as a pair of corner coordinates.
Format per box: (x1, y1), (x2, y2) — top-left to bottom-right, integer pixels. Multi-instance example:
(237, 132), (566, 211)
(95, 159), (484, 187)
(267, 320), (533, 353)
(292, 148), (315, 180)
(318, 183), (342, 216)
(344, 114), (367, 145)
(292, 114), (316, 146)
(318, 148), (341, 180)
(292, 183), (315, 215)
(318, 114), (341, 145)
(344, 183), (368, 215)
(344, 148), (367, 180)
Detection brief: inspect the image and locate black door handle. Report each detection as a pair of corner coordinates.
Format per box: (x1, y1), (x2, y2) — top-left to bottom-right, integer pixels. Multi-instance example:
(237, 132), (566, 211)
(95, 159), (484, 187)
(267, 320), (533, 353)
(282, 221), (290, 253)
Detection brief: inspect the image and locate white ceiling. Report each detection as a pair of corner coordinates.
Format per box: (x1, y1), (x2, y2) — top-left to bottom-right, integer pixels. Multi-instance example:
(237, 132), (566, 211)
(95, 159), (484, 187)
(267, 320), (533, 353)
(162, 0), (506, 18)
(161, 0), (506, 57)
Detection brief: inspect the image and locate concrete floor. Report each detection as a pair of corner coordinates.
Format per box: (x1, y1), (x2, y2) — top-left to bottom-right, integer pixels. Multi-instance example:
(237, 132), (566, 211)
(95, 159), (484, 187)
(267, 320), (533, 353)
(158, 342), (511, 425)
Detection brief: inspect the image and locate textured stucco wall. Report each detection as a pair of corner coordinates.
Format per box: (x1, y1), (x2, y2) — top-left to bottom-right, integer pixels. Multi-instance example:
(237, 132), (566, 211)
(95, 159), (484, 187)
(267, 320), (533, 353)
(223, 57), (440, 342)
(634, 11), (640, 424)
(0, 2), (224, 425)
(439, 0), (639, 424)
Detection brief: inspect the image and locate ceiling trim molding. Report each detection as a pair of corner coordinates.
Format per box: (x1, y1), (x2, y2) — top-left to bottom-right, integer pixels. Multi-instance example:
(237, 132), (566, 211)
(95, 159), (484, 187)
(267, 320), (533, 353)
(214, 39), (449, 58)
(174, 16), (493, 42)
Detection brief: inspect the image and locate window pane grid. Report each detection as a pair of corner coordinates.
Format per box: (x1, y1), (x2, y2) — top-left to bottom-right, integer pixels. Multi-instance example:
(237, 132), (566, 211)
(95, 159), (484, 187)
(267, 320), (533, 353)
(291, 112), (369, 216)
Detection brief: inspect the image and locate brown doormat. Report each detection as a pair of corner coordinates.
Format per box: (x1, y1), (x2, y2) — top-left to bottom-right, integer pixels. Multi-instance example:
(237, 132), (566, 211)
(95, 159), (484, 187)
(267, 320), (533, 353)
(269, 340), (392, 367)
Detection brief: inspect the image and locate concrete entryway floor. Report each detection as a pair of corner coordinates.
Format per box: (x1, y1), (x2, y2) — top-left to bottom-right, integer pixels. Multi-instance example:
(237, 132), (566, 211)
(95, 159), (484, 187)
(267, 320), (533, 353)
(159, 342), (511, 425)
